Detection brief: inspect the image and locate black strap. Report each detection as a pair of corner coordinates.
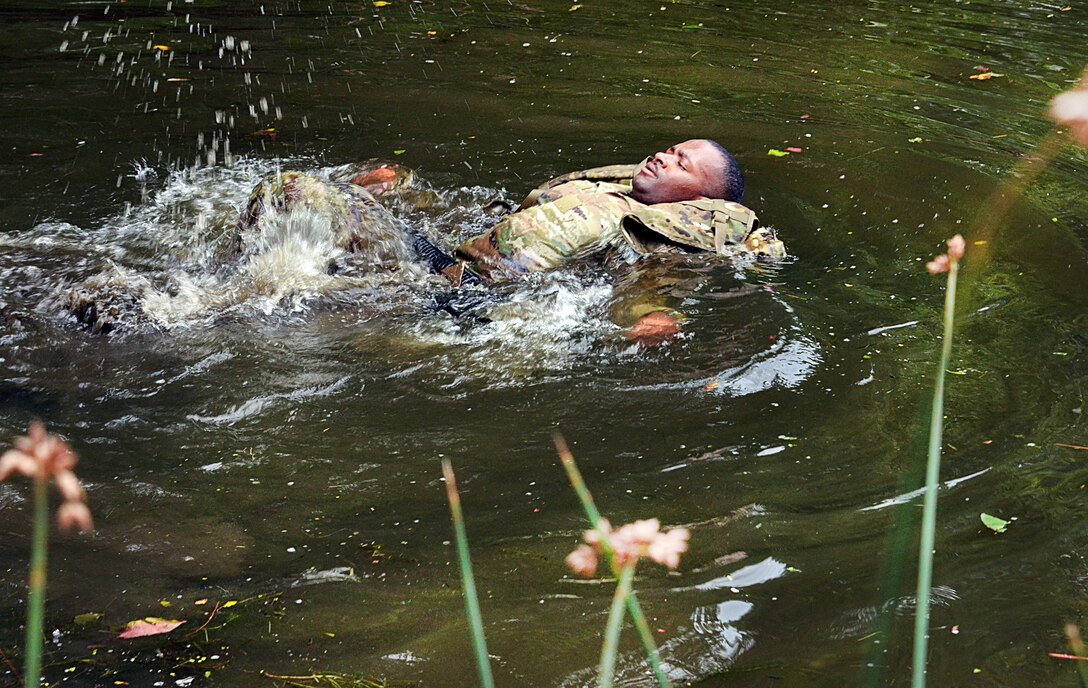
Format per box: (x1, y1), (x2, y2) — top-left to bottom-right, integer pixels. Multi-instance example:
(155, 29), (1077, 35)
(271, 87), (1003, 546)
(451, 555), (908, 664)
(410, 232), (482, 287)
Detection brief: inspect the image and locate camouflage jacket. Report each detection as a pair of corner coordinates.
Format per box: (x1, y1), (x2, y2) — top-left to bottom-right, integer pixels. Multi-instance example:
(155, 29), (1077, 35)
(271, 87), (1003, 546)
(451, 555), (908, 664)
(454, 164), (785, 283)
(238, 171), (392, 250)
(236, 169), (414, 267)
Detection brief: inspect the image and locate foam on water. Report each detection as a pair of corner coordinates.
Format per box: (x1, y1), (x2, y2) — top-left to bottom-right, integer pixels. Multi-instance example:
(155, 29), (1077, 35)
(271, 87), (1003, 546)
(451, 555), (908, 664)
(140, 206), (349, 327)
(407, 271), (619, 381)
(30, 156), (439, 331)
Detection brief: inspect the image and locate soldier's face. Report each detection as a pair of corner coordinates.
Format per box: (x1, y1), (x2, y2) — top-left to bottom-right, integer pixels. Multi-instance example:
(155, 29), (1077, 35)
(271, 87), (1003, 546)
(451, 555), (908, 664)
(631, 139), (723, 205)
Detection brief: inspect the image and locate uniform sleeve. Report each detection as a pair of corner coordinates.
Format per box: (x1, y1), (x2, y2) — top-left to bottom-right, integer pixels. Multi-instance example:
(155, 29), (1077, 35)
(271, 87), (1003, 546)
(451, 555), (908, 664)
(455, 192), (633, 281)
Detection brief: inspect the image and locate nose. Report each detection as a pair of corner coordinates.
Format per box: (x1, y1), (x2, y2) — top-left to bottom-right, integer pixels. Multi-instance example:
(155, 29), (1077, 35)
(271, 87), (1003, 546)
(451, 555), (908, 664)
(652, 150), (670, 167)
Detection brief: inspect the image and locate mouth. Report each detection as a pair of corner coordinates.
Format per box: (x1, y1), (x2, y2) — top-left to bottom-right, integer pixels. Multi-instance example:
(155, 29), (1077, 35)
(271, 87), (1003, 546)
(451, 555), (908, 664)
(639, 163), (658, 178)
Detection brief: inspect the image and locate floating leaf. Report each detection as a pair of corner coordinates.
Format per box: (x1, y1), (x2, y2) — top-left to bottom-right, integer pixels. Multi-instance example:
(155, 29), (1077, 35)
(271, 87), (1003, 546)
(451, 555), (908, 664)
(908, 137), (923, 143)
(118, 617), (186, 639)
(222, 600), (238, 608)
(152, 44), (171, 52)
(786, 146), (803, 153)
(980, 512), (1010, 533)
(159, 600), (171, 607)
(767, 149), (789, 157)
(74, 612), (102, 626)
(392, 149), (406, 155)
(373, 1), (391, 5)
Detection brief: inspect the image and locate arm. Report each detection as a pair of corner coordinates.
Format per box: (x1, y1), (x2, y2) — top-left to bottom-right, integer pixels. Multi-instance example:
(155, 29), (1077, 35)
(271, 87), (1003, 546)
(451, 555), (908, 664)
(608, 263), (699, 347)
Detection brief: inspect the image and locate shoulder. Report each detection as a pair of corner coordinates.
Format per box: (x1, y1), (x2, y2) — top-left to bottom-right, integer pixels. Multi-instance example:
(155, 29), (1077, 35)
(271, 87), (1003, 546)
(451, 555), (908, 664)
(535, 180), (632, 205)
(519, 162), (643, 208)
(539, 163), (641, 189)
(620, 199), (785, 258)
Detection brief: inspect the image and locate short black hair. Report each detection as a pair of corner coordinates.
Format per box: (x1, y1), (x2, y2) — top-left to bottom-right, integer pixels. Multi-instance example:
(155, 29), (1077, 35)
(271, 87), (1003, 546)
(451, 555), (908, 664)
(705, 140), (745, 203)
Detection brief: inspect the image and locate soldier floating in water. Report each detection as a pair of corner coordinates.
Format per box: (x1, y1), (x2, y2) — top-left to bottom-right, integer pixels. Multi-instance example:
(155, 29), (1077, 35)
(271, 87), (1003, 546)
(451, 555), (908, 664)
(229, 139), (783, 343)
(69, 139), (784, 342)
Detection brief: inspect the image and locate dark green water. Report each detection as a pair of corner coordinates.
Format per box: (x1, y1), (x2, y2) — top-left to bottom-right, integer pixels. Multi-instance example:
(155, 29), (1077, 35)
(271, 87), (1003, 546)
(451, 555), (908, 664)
(1, 1), (1086, 686)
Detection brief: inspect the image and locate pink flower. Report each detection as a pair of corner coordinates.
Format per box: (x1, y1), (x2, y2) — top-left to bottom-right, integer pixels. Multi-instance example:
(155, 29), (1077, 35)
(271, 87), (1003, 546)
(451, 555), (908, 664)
(1, 422), (93, 533)
(566, 544), (599, 578)
(57, 501), (94, 533)
(925, 234), (967, 275)
(925, 254), (950, 275)
(583, 518), (611, 547)
(53, 470), (86, 503)
(566, 516), (690, 576)
(0, 449), (39, 481)
(610, 518), (661, 567)
(946, 234), (965, 261)
(1051, 85), (1088, 148)
(647, 527), (690, 569)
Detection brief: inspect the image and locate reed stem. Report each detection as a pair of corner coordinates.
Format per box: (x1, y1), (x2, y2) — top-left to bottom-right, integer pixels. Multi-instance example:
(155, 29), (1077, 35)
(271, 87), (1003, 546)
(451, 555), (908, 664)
(441, 459), (495, 688)
(911, 258), (959, 688)
(24, 476), (49, 688)
(598, 564), (636, 688)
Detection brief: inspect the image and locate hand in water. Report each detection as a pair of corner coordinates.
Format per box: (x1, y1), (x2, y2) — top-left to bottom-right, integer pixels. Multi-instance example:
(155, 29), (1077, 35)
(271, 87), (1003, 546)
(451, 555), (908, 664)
(350, 166), (402, 194)
(627, 311), (681, 347)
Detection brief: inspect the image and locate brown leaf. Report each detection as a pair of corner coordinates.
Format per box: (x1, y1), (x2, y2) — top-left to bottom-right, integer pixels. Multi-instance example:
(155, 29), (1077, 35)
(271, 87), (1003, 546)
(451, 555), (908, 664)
(118, 617), (186, 639)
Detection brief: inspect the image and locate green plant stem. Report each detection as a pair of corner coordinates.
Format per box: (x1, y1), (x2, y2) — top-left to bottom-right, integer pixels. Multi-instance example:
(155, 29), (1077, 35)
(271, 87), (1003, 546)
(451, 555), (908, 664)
(554, 435), (671, 688)
(441, 459), (495, 688)
(599, 564), (636, 688)
(911, 259), (959, 688)
(24, 476), (49, 688)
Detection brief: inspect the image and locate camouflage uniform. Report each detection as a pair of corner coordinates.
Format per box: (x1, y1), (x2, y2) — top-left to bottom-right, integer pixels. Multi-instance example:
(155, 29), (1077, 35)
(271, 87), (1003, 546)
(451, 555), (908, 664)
(236, 163), (417, 261)
(453, 162), (785, 285)
(236, 162), (784, 285)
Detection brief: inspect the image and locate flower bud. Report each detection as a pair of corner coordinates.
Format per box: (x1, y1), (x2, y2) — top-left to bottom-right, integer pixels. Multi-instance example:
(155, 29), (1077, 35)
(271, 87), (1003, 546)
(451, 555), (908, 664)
(946, 234), (965, 261)
(1051, 87), (1088, 148)
(565, 544), (598, 578)
(925, 254), (950, 275)
(57, 501), (94, 533)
